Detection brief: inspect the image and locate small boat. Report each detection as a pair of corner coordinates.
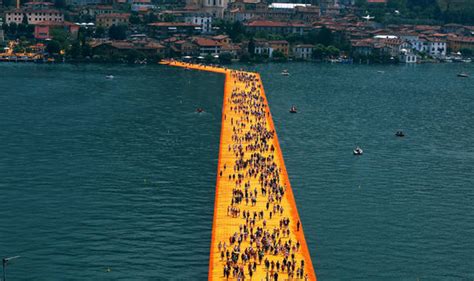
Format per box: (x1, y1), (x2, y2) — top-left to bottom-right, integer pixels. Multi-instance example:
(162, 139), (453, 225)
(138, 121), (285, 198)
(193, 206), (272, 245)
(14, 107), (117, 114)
(196, 108), (204, 113)
(377, 70), (385, 74)
(395, 131), (405, 137)
(106, 75), (114, 79)
(289, 106), (297, 113)
(353, 147), (363, 155)
(281, 70), (290, 76)
(457, 73), (469, 78)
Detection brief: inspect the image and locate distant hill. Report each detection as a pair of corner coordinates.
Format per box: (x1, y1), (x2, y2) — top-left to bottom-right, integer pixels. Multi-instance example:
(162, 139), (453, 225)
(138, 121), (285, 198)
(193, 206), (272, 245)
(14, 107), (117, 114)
(437, 0), (472, 11)
(357, 0), (474, 24)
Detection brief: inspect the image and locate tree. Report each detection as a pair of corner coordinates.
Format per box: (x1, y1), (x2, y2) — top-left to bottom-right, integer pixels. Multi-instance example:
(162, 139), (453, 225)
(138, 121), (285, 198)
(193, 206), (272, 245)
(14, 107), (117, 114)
(46, 40), (62, 54)
(219, 52), (233, 64)
(125, 49), (145, 64)
(316, 27), (334, 46)
(272, 50), (287, 61)
(68, 41), (81, 59)
(163, 14), (175, 22)
(460, 48), (473, 57)
(2, 23), (9, 34)
(81, 43), (92, 58)
(9, 22), (18, 35)
(109, 25), (127, 40)
(326, 45), (340, 57)
(129, 14), (141, 25)
(312, 44), (326, 60)
(204, 54), (214, 63)
(248, 38), (255, 54)
(54, 0), (66, 9)
(95, 26), (105, 38)
(22, 13), (28, 25)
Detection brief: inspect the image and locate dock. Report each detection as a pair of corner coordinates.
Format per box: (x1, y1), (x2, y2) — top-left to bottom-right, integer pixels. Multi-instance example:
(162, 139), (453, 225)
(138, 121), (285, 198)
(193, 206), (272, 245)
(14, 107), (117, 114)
(160, 60), (316, 281)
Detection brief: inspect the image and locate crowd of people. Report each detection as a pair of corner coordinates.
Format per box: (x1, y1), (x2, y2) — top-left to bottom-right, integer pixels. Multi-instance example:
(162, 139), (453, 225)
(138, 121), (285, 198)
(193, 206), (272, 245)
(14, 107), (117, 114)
(216, 69), (310, 281)
(162, 59), (313, 281)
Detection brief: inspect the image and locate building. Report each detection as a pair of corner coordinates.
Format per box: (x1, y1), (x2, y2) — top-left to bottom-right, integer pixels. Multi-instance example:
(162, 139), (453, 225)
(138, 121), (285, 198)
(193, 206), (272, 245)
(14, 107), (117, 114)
(426, 37), (446, 57)
(292, 44), (313, 59)
(34, 21), (80, 40)
(96, 13), (130, 28)
(184, 13), (213, 33)
(251, 38), (288, 58)
(447, 36), (474, 52)
(70, 0), (105, 5)
(399, 49), (417, 63)
(244, 20), (310, 35)
(193, 37), (222, 56)
(253, 39), (273, 57)
(185, 0), (229, 18)
(147, 22), (200, 38)
(5, 9), (64, 24)
(269, 40), (289, 57)
(91, 40), (165, 56)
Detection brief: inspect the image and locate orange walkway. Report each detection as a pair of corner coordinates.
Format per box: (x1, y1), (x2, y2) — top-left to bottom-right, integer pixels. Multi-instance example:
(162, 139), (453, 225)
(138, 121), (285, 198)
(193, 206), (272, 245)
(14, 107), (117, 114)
(161, 60), (316, 281)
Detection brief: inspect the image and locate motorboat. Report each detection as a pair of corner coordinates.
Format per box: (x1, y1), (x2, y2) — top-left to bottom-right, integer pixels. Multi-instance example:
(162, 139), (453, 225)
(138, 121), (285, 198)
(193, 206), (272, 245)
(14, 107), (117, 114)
(281, 70), (290, 76)
(457, 73), (469, 78)
(106, 75), (114, 79)
(289, 106), (297, 113)
(395, 131), (405, 137)
(196, 108), (204, 113)
(353, 147), (363, 155)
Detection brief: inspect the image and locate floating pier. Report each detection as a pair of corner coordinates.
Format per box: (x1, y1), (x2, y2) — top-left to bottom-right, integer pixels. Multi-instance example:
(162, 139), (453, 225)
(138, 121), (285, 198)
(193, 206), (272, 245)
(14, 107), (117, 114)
(161, 60), (316, 281)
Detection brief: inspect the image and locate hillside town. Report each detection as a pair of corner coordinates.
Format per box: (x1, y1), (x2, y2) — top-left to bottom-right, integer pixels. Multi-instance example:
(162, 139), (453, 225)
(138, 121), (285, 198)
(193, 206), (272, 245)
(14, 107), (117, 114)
(0, 0), (473, 64)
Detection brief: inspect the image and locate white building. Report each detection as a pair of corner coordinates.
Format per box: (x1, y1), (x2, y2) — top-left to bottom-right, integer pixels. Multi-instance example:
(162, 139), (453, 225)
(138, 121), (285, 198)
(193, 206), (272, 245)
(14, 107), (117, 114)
(399, 34), (446, 58)
(186, 0), (229, 18)
(427, 38), (446, 57)
(5, 9), (64, 24)
(399, 49), (417, 63)
(184, 13), (213, 33)
(292, 44), (313, 60)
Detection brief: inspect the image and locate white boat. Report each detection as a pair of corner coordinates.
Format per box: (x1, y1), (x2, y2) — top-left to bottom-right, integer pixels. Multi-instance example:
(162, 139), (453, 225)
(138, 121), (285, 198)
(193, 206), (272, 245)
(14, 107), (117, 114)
(457, 73), (469, 78)
(281, 70), (290, 76)
(105, 75), (114, 79)
(353, 147), (363, 155)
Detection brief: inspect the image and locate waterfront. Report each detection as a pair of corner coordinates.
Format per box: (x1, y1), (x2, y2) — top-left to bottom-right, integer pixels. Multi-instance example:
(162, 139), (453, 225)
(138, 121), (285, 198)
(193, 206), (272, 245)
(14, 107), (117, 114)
(1, 62), (473, 280)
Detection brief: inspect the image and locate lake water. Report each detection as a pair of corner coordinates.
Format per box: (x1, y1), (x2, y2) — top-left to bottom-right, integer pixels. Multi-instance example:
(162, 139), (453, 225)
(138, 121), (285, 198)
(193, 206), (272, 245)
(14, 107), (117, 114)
(0, 62), (473, 280)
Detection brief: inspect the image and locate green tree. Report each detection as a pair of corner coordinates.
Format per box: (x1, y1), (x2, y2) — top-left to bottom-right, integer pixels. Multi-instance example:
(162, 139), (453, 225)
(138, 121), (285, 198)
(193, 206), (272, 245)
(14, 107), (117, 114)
(9, 22), (18, 35)
(316, 27), (334, 46)
(95, 26), (106, 38)
(204, 54), (214, 63)
(109, 25), (127, 40)
(129, 14), (141, 25)
(272, 50), (287, 61)
(460, 48), (473, 57)
(248, 38), (255, 55)
(54, 0), (66, 9)
(46, 40), (62, 54)
(68, 41), (81, 59)
(82, 43), (92, 57)
(126, 49), (145, 64)
(219, 52), (233, 64)
(326, 45), (340, 57)
(163, 14), (175, 22)
(2, 23), (9, 34)
(312, 44), (326, 60)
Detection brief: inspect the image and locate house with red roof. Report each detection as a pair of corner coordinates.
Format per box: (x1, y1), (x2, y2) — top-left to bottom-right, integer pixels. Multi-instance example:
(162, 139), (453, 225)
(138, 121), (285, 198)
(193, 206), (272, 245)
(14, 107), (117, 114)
(34, 21), (80, 40)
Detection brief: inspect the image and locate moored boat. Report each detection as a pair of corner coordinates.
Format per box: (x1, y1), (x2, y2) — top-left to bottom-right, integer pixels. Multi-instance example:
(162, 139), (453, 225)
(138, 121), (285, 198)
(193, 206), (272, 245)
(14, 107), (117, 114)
(353, 147), (363, 155)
